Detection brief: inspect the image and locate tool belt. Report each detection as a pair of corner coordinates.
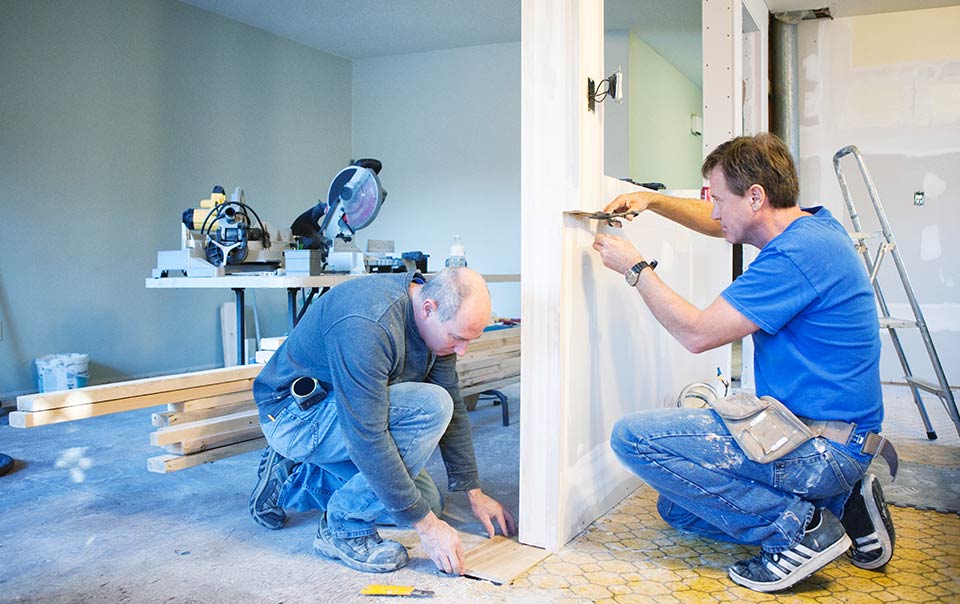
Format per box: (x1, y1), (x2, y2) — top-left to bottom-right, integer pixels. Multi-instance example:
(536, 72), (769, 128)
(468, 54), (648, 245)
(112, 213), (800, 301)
(710, 392), (898, 478)
(801, 418), (899, 479)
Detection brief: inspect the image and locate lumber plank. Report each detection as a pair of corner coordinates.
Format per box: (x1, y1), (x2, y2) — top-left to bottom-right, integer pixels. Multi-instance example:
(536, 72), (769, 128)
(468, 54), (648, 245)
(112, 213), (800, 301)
(8, 379), (255, 428)
(463, 536), (550, 585)
(163, 425), (263, 454)
(460, 376), (520, 398)
(259, 336), (286, 351)
(150, 409), (260, 446)
(17, 365), (261, 412)
(16, 378), (253, 417)
(167, 390), (254, 412)
(152, 401), (255, 427)
(147, 437), (266, 473)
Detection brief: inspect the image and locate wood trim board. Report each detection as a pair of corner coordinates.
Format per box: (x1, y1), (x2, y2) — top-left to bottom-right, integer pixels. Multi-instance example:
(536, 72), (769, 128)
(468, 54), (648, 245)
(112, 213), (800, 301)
(463, 536), (551, 585)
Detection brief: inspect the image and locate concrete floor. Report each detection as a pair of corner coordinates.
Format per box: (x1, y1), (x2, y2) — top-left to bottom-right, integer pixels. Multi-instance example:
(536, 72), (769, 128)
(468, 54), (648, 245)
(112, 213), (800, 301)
(1, 384), (958, 603)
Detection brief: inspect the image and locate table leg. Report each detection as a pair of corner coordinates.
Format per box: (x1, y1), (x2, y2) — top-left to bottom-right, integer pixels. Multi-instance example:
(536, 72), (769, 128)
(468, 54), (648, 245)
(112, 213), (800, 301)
(287, 288), (298, 332)
(232, 288), (246, 365)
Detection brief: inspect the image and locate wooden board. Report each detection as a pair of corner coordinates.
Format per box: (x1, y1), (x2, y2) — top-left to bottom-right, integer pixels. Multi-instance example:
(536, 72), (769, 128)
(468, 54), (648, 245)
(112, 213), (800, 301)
(460, 376), (520, 398)
(463, 536), (551, 585)
(152, 401), (255, 427)
(150, 409), (259, 446)
(167, 391), (254, 412)
(8, 379), (256, 428)
(163, 425), (264, 454)
(147, 437), (266, 473)
(16, 365), (261, 411)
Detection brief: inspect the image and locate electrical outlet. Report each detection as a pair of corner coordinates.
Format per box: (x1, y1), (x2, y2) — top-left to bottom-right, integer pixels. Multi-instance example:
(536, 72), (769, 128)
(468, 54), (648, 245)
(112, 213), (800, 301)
(914, 191), (925, 206)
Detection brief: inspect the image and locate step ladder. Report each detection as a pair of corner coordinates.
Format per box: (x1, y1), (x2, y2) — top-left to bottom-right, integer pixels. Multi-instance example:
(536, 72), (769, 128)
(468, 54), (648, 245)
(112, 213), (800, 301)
(833, 145), (959, 439)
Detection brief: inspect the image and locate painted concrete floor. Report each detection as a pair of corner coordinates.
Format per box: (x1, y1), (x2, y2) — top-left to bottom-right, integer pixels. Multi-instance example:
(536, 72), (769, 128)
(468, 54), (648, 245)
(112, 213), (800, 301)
(1, 384), (958, 603)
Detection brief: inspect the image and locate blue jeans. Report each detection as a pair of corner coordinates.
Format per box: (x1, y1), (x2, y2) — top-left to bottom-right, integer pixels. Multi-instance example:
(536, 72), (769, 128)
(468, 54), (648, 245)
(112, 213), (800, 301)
(610, 408), (873, 553)
(261, 382), (450, 539)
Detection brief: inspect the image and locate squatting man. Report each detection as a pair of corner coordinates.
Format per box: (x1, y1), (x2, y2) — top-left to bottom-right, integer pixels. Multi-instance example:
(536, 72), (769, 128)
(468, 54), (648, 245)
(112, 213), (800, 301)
(248, 267), (515, 574)
(592, 133), (896, 593)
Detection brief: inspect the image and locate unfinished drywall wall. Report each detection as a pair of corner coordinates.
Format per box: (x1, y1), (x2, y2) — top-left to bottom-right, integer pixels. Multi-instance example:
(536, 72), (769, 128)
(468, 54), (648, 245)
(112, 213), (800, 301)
(350, 43), (521, 318)
(797, 7), (960, 391)
(0, 0), (352, 397)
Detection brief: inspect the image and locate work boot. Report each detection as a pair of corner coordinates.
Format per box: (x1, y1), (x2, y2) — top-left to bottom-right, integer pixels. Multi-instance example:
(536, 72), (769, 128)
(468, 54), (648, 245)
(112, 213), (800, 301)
(728, 508), (851, 593)
(313, 512), (409, 573)
(842, 473), (895, 570)
(249, 446), (297, 530)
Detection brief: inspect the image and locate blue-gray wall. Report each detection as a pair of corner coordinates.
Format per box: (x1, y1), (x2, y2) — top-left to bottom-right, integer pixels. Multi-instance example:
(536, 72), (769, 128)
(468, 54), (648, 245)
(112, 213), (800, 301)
(351, 43), (521, 318)
(0, 0), (352, 396)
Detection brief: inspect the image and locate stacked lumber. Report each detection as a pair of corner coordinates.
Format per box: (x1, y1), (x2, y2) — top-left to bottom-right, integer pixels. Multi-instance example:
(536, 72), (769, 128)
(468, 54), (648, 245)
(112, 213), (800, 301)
(147, 389), (264, 474)
(10, 365), (261, 429)
(9, 365), (267, 474)
(457, 327), (521, 398)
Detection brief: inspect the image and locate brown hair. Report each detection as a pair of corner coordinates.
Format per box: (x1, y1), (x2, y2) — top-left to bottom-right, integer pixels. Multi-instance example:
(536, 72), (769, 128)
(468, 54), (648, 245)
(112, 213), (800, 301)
(701, 133), (799, 209)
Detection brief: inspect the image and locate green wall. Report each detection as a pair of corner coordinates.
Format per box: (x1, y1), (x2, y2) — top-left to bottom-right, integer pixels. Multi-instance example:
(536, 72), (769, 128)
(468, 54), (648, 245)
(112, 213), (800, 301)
(627, 33), (703, 189)
(0, 0), (352, 396)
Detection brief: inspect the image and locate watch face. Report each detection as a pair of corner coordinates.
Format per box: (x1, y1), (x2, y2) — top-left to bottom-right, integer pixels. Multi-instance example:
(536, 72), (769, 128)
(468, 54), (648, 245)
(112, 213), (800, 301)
(625, 266), (640, 286)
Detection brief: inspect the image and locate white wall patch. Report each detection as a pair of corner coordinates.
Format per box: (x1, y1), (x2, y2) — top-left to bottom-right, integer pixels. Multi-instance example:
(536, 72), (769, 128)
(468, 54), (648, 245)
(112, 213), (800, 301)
(922, 172), (947, 200)
(920, 224), (942, 261)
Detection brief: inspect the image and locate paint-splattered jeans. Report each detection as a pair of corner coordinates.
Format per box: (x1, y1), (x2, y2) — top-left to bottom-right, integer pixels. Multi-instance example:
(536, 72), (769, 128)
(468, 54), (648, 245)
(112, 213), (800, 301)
(262, 382), (447, 539)
(610, 407), (873, 553)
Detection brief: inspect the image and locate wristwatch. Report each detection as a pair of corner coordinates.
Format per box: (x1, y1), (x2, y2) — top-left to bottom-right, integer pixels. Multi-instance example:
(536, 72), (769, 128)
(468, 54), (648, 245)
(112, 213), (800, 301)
(624, 259), (658, 286)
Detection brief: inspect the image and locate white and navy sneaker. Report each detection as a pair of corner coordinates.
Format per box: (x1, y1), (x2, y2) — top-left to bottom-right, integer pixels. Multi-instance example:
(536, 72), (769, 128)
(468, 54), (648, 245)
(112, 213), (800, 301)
(842, 473), (895, 570)
(729, 508), (851, 592)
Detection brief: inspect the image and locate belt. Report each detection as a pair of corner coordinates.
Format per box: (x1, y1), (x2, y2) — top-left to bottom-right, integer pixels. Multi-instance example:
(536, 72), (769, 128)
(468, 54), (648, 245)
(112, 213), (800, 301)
(802, 418), (899, 479)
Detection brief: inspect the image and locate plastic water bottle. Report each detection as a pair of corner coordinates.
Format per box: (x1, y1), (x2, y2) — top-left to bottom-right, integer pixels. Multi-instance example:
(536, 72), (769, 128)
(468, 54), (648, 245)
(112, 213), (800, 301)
(445, 235), (467, 268)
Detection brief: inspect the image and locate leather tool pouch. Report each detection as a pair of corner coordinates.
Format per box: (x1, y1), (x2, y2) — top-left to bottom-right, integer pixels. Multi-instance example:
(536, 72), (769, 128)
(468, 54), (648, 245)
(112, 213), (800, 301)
(711, 392), (814, 464)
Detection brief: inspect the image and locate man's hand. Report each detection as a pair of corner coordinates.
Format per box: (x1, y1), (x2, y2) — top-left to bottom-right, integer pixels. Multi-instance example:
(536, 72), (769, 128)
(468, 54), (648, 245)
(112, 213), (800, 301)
(603, 191), (659, 218)
(593, 233), (644, 274)
(467, 489), (516, 538)
(414, 511), (464, 575)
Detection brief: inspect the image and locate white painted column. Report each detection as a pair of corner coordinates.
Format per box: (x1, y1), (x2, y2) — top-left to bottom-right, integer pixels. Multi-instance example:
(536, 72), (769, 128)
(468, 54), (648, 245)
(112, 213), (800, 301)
(519, 0), (606, 550)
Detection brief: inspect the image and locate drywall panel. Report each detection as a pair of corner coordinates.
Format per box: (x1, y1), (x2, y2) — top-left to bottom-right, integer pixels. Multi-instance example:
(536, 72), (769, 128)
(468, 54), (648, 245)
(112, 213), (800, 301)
(557, 178), (730, 541)
(797, 10), (959, 389)
(521, 0), (731, 550)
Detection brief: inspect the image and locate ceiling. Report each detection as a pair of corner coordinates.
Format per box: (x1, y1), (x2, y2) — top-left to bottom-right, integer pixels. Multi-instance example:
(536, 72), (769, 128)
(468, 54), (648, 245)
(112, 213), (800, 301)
(180, 1), (958, 89)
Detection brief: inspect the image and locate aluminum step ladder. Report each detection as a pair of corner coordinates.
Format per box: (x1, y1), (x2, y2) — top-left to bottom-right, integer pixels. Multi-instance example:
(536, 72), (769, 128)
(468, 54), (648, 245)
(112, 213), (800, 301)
(834, 145), (959, 439)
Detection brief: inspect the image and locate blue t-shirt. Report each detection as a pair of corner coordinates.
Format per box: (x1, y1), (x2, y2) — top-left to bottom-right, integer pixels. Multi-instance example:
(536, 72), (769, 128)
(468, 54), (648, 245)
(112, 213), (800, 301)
(721, 207), (883, 433)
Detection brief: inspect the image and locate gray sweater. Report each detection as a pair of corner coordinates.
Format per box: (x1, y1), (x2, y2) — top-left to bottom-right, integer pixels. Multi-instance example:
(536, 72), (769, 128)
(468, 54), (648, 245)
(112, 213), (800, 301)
(253, 272), (481, 524)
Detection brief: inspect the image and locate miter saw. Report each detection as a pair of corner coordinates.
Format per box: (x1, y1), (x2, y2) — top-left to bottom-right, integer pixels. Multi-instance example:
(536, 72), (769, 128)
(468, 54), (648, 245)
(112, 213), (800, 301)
(290, 158), (388, 272)
(150, 159), (387, 278)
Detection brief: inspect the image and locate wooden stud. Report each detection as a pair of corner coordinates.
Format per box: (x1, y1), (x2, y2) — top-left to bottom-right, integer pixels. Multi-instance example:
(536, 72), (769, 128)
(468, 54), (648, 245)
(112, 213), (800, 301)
(163, 425), (263, 454)
(147, 437), (266, 473)
(16, 365), (261, 412)
(9, 379), (255, 428)
(150, 409), (259, 446)
(152, 401), (255, 427)
(167, 390), (254, 412)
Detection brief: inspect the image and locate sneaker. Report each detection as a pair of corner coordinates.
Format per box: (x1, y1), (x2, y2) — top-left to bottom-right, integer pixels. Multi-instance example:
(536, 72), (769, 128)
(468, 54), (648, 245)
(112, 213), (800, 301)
(842, 473), (895, 570)
(728, 508), (852, 592)
(249, 446), (296, 530)
(313, 512), (409, 573)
